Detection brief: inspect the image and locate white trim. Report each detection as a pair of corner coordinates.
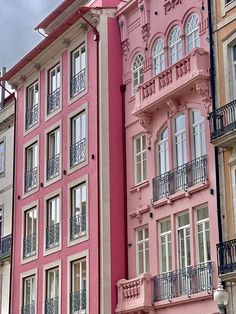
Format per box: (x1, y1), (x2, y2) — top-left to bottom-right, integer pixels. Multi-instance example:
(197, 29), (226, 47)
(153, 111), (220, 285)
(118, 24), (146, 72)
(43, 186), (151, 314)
(221, 0), (236, 17)
(134, 133), (147, 185)
(136, 225), (149, 275)
(20, 268), (38, 314)
(158, 218), (172, 273)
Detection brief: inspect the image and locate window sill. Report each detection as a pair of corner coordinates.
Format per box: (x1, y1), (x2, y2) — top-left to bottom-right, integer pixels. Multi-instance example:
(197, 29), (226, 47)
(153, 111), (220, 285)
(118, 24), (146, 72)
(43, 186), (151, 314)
(21, 252), (38, 265)
(68, 233), (89, 248)
(24, 121), (40, 137)
(130, 180), (149, 193)
(222, 1), (236, 16)
(67, 158), (88, 175)
(43, 243), (61, 257)
(44, 173), (62, 188)
(69, 87), (88, 106)
(22, 185), (39, 199)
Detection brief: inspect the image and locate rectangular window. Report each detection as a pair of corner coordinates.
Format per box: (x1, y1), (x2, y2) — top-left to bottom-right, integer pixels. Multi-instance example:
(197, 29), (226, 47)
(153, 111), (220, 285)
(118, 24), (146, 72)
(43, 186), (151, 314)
(45, 267), (59, 313)
(232, 44), (236, 99)
(134, 135), (147, 184)
(46, 196), (60, 250)
(26, 81), (39, 130)
(70, 111), (86, 167)
(47, 128), (60, 180)
(0, 207), (3, 241)
(71, 44), (86, 97)
(159, 220), (172, 273)
(196, 207), (210, 263)
(47, 64), (60, 114)
(0, 141), (4, 174)
(178, 213), (191, 269)
(22, 275), (35, 314)
(174, 114), (187, 167)
(136, 227), (149, 275)
(70, 183), (87, 240)
(25, 142), (38, 193)
(23, 207), (37, 258)
(70, 258), (87, 313)
(192, 111), (206, 159)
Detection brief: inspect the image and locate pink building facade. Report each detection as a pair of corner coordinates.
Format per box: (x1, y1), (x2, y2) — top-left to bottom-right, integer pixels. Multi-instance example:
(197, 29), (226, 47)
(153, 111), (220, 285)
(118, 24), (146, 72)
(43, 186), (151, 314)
(116, 1), (219, 313)
(2, 1), (126, 313)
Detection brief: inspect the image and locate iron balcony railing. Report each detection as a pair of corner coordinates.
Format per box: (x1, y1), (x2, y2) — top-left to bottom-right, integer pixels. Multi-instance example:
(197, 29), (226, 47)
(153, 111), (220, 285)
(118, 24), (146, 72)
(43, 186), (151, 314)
(46, 223), (60, 249)
(153, 261), (213, 302)
(46, 154), (60, 180)
(25, 167), (38, 193)
(21, 302), (35, 314)
(70, 138), (86, 167)
(45, 297), (59, 314)
(25, 103), (39, 130)
(70, 68), (86, 98)
(217, 239), (236, 275)
(153, 155), (207, 202)
(70, 290), (86, 314)
(23, 233), (36, 258)
(0, 234), (12, 259)
(70, 213), (86, 240)
(209, 99), (236, 141)
(47, 88), (60, 115)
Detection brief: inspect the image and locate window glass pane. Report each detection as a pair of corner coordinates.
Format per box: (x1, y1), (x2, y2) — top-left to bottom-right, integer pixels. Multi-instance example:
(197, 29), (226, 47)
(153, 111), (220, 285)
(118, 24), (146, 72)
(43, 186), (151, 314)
(197, 207), (208, 221)
(233, 45), (236, 61)
(175, 114), (185, 133)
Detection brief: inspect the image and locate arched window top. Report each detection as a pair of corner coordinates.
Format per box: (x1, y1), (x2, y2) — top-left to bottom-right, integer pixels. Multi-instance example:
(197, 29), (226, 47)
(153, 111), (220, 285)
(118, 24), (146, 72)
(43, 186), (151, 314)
(132, 54), (144, 94)
(132, 54), (144, 71)
(169, 26), (181, 47)
(186, 14), (200, 53)
(186, 13), (199, 34)
(159, 127), (168, 141)
(153, 39), (165, 75)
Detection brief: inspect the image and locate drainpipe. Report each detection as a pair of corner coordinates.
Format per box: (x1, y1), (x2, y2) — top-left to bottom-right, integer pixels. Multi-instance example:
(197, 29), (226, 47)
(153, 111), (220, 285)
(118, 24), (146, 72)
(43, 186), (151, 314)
(207, 0), (223, 243)
(0, 67), (6, 109)
(0, 82), (17, 314)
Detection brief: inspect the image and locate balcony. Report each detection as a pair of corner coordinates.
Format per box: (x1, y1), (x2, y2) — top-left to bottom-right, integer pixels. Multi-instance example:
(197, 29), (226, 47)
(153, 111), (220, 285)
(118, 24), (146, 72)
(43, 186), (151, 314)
(70, 138), (86, 168)
(217, 239), (236, 280)
(46, 223), (59, 249)
(25, 167), (38, 193)
(47, 88), (60, 115)
(209, 99), (236, 147)
(70, 68), (86, 98)
(45, 297), (58, 314)
(22, 302), (35, 314)
(153, 155), (207, 202)
(116, 273), (153, 313)
(46, 154), (60, 180)
(70, 213), (86, 240)
(153, 262), (213, 302)
(0, 234), (12, 260)
(23, 233), (36, 258)
(133, 48), (209, 115)
(70, 290), (86, 314)
(25, 103), (39, 130)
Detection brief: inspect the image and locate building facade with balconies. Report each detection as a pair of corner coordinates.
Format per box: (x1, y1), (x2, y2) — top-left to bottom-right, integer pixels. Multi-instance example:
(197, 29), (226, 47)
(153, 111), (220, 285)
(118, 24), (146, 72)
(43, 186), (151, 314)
(116, 0), (219, 313)
(208, 1), (236, 313)
(1, 1), (126, 313)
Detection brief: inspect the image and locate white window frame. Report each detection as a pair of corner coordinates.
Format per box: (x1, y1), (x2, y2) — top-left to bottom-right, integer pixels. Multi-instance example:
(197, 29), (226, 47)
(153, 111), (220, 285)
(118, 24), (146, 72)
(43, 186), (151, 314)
(159, 219), (172, 273)
(26, 81), (39, 111)
(157, 127), (169, 175)
(134, 134), (147, 185)
(174, 114), (187, 167)
(196, 206), (211, 263)
(25, 142), (38, 173)
(22, 275), (36, 310)
(221, 0), (236, 16)
(24, 207), (37, 258)
(191, 110), (206, 159)
(153, 38), (165, 76)
(177, 212), (191, 269)
(0, 141), (5, 175)
(46, 195), (60, 250)
(132, 54), (144, 95)
(48, 64), (60, 95)
(46, 267), (59, 302)
(46, 127), (61, 182)
(186, 13), (200, 54)
(136, 226), (149, 275)
(71, 43), (86, 97)
(169, 26), (182, 65)
(0, 207), (3, 239)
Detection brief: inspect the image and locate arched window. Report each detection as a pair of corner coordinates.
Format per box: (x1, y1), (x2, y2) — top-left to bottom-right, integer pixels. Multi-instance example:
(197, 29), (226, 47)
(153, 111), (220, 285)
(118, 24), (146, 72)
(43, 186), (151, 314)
(192, 110), (206, 159)
(157, 127), (169, 175)
(186, 14), (200, 54)
(132, 54), (144, 94)
(169, 26), (182, 65)
(153, 38), (165, 75)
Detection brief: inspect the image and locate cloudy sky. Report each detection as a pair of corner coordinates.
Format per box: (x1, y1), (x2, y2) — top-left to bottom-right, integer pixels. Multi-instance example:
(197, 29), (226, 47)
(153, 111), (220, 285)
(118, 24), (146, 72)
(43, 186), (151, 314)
(0, 0), (61, 71)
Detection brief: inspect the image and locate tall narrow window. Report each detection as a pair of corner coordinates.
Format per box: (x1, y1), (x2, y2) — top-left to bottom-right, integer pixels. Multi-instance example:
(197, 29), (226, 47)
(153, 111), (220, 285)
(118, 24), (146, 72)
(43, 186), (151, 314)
(47, 128), (60, 180)
(71, 44), (86, 97)
(232, 44), (236, 99)
(23, 207), (37, 258)
(70, 183), (87, 240)
(178, 213), (191, 269)
(45, 267), (59, 313)
(70, 111), (86, 167)
(22, 275), (35, 314)
(192, 111), (206, 159)
(136, 227), (149, 275)
(26, 81), (39, 130)
(25, 142), (38, 193)
(174, 114), (187, 167)
(46, 196), (60, 250)
(169, 26), (182, 65)
(157, 128), (169, 175)
(186, 14), (200, 54)
(47, 64), (60, 115)
(0, 208), (2, 244)
(153, 38), (165, 75)
(134, 135), (147, 184)
(132, 54), (144, 94)
(0, 141), (4, 174)
(160, 220), (172, 273)
(196, 207), (210, 263)
(70, 258), (87, 313)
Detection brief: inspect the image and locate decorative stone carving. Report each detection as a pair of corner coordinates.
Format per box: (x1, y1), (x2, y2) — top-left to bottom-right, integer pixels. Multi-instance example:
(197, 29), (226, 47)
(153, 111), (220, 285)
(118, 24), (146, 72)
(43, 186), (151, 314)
(121, 39), (130, 56)
(20, 75), (27, 83)
(164, 0), (182, 15)
(167, 98), (179, 117)
(33, 63), (41, 71)
(62, 38), (71, 48)
(196, 81), (211, 112)
(138, 113), (152, 144)
(141, 23), (151, 49)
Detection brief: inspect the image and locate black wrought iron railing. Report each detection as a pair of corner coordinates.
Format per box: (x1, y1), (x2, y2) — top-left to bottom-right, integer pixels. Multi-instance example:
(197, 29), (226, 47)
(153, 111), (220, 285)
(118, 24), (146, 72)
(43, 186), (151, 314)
(153, 155), (207, 202)
(70, 68), (86, 98)
(217, 239), (236, 275)
(46, 223), (60, 249)
(25, 103), (39, 130)
(70, 290), (86, 313)
(70, 138), (86, 167)
(70, 213), (86, 240)
(23, 233), (36, 258)
(46, 154), (60, 180)
(25, 167), (38, 193)
(21, 302), (35, 314)
(0, 234), (12, 259)
(45, 297), (59, 314)
(153, 262), (212, 302)
(209, 99), (236, 141)
(47, 88), (60, 115)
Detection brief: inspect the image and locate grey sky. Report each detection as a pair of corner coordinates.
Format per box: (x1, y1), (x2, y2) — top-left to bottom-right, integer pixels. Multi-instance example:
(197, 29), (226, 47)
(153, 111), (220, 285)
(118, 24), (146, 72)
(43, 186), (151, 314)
(0, 0), (61, 71)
